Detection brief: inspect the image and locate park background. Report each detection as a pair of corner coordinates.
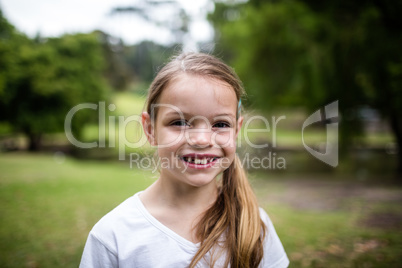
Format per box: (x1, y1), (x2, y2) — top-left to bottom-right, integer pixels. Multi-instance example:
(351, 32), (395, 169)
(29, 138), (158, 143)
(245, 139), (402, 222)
(0, 0), (401, 267)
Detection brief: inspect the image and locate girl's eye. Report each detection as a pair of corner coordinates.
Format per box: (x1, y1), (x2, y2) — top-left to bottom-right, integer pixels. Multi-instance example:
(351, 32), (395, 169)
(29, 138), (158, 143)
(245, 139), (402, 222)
(171, 120), (189, 127)
(213, 122), (231, 128)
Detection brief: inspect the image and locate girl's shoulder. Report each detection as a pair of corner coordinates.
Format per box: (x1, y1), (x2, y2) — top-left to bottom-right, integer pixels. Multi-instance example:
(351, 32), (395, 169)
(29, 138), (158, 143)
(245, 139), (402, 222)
(89, 192), (145, 241)
(81, 192), (201, 267)
(259, 207), (274, 228)
(258, 207), (290, 268)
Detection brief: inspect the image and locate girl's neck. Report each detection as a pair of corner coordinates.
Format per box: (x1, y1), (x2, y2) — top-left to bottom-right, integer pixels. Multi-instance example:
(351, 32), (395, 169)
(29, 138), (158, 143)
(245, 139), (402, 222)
(139, 176), (219, 244)
(142, 176), (218, 213)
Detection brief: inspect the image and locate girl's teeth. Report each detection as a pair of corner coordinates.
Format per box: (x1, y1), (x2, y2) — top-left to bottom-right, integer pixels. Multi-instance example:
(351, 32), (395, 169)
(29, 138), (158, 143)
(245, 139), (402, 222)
(182, 157), (217, 164)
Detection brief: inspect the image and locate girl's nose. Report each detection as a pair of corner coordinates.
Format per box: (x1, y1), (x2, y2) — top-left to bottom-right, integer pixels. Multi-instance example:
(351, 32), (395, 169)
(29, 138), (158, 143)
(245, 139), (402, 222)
(186, 128), (212, 148)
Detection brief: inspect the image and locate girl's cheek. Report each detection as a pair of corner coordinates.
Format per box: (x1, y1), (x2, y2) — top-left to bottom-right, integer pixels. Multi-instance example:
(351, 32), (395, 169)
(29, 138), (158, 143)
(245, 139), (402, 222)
(213, 131), (236, 148)
(157, 130), (184, 147)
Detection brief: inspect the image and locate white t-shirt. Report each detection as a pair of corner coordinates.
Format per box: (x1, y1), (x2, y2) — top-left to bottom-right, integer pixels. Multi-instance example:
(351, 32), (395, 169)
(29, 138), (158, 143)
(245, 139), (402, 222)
(80, 192), (289, 268)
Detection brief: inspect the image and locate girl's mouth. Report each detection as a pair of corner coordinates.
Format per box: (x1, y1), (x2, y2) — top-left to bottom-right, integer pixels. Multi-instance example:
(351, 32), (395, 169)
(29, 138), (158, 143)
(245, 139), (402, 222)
(179, 154), (220, 169)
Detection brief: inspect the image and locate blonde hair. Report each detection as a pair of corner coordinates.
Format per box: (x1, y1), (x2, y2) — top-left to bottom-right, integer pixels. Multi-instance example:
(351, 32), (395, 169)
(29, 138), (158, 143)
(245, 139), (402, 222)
(144, 52), (266, 268)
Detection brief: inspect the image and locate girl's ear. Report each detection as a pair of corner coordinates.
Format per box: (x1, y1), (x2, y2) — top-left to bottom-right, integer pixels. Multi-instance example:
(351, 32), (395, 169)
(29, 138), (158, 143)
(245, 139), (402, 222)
(142, 112), (156, 146)
(235, 116), (244, 139)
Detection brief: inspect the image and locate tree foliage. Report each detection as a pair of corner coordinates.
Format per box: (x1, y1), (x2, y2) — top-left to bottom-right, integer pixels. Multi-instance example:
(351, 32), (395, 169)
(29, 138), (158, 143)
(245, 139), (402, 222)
(123, 40), (177, 83)
(209, 0), (402, 172)
(211, 1), (335, 110)
(0, 11), (108, 150)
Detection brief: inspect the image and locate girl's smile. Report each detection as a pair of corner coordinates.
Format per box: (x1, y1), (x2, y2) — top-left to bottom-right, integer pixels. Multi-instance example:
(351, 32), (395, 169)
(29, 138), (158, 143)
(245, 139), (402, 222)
(179, 153), (222, 169)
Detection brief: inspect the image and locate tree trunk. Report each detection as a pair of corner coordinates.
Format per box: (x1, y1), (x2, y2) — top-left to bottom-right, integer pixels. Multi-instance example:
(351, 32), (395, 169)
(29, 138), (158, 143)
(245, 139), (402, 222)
(28, 133), (42, 151)
(389, 112), (402, 176)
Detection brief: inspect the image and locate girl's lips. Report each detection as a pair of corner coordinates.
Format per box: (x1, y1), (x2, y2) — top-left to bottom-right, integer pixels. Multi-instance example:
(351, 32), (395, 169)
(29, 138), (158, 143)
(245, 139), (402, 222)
(179, 153), (221, 169)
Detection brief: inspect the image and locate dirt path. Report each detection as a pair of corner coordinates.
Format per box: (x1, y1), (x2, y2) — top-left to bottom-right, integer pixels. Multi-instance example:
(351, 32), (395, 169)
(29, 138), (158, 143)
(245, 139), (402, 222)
(252, 175), (402, 229)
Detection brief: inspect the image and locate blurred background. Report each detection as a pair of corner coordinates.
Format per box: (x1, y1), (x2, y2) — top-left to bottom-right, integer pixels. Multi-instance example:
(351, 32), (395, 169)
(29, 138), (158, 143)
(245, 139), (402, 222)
(0, 0), (401, 267)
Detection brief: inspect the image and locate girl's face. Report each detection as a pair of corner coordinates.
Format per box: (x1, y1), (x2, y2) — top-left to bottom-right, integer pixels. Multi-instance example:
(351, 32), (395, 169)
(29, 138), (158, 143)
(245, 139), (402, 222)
(143, 73), (243, 189)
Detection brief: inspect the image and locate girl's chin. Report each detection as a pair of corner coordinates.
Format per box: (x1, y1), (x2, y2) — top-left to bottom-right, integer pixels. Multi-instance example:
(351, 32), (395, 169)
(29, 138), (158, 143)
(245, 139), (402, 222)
(173, 172), (219, 188)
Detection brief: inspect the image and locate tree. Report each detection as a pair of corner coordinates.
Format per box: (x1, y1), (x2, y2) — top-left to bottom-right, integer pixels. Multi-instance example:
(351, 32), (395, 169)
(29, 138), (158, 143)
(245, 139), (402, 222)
(210, 1), (335, 110)
(124, 40), (177, 83)
(110, 0), (190, 47)
(0, 11), (108, 150)
(96, 30), (133, 91)
(208, 0), (402, 173)
(95, 30), (177, 91)
(300, 0), (402, 173)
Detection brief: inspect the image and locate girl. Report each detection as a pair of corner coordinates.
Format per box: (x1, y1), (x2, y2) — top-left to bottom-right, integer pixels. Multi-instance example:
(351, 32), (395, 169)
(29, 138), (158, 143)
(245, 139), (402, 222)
(80, 53), (289, 268)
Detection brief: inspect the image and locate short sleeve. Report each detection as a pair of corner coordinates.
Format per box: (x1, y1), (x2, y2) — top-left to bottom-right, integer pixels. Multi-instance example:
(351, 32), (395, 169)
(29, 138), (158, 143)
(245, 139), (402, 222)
(259, 208), (289, 268)
(79, 232), (118, 268)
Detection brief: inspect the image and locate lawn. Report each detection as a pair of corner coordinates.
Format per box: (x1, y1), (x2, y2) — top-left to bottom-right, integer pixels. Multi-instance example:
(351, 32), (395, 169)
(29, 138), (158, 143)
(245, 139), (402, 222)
(250, 172), (402, 267)
(1, 153), (401, 267)
(0, 152), (154, 267)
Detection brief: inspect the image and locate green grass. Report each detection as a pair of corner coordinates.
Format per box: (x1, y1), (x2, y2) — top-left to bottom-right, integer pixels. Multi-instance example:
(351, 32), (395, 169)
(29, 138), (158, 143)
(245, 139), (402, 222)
(112, 91), (147, 116)
(250, 173), (402, 267)
(1, 153), (401, 267)
(81, 92), (152, 156)
(0, 152), (155, 267)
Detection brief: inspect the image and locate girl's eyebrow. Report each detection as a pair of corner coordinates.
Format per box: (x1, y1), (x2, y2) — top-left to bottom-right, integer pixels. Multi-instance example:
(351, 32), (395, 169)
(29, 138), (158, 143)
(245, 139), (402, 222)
(214, 113), (236, 118)
(164, 111), (235, 118)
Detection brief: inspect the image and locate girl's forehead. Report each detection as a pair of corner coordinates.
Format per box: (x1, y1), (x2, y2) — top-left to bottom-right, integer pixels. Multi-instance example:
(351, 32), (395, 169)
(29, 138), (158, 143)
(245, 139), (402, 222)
(160, 73), (237, 107)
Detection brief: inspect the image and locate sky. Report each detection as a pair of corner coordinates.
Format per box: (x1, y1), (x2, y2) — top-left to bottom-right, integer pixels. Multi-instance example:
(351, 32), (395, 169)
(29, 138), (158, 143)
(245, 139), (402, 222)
(0, 0), (214, 47)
